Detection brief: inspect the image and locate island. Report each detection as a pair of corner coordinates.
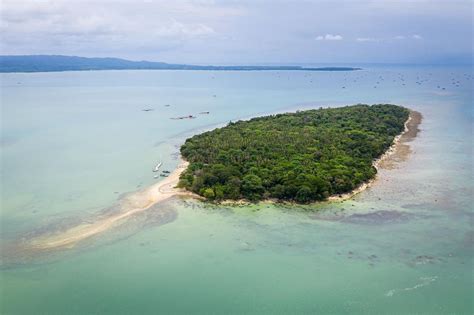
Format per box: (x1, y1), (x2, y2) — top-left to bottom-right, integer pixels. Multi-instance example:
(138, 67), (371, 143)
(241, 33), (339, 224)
(20, 104), (418, 251)
(178, 104), (411, 203)
(0, 55), (361, 73)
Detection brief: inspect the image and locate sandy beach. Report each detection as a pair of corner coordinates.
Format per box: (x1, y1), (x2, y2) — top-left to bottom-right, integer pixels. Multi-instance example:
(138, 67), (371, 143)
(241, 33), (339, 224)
(23, 161), (190, 251)
(220, 110), (422, 206)
(328, 110), (422, 202)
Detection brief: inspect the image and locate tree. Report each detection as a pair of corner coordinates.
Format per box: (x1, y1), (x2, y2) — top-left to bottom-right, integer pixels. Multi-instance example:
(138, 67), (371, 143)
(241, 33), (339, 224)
(224, 177), (241, 199)
(241, 174), (264, 200)
(296, 186), (312, 203)
(201, 188), (215, 199)
(214, 185), (225, 200)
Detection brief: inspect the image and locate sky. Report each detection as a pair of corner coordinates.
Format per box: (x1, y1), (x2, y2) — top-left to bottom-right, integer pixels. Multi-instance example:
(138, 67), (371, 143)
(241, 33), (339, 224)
(0, 0), (472, 65)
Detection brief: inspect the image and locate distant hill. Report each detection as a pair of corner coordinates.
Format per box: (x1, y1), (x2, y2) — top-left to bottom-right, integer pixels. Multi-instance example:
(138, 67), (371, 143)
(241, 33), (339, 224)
(0, 55), (361, 73)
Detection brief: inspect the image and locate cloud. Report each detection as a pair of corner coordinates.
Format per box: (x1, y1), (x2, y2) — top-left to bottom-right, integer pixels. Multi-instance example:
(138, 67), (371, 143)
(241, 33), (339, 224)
(0, 0), (468, 64)
(0, 0), (225, 58)
(394, 34), (422, 40)
(315, 34), (343, 41)
(356, 37), (377, 42)
(357, 35), (424, 43)
(155, 20), (215, 38)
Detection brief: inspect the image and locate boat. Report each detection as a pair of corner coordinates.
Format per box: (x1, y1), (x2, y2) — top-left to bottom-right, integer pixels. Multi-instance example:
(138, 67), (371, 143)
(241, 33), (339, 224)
(170, 115), (196, 120)
(153, 162), (162, 172)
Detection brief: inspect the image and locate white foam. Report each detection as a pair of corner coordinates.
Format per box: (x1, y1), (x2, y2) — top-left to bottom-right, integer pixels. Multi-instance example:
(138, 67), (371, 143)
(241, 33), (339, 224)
(385, 276), (437, 297)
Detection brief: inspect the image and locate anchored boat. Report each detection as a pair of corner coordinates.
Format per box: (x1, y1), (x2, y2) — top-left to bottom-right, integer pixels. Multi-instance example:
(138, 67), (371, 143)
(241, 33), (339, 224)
(153, 162), (162, 172)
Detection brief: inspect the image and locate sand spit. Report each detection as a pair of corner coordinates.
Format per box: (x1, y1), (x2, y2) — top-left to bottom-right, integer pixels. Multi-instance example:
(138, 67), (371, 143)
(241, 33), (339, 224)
(18, 161), (190, 252)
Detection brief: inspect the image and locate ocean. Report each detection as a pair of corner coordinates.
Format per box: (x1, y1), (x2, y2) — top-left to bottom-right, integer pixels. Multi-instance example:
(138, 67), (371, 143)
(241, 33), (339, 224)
(1, 65), (472, 314)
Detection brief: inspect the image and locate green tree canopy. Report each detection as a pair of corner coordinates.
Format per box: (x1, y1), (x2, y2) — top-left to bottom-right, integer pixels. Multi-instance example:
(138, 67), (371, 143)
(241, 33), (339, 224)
(179, 104), (409, 203)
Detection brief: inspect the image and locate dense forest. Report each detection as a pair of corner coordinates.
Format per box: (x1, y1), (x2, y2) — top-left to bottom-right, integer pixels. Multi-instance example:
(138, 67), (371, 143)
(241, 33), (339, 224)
(179, 104), (409, 203)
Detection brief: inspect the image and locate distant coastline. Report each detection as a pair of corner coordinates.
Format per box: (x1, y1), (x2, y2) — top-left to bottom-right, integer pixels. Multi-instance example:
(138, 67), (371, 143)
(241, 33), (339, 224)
(0, 55), (362, 73)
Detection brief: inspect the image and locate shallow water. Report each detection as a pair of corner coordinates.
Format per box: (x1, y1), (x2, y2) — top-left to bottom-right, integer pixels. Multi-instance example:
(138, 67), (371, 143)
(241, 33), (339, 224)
(1, 66), (472, 314)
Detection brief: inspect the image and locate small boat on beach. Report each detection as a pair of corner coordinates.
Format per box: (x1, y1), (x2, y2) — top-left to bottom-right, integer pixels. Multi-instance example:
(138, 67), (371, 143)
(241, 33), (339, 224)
(153, 162), (162, 172)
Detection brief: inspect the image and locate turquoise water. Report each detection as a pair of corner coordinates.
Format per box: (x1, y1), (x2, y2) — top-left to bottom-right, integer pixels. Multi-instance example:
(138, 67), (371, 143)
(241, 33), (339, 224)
(1, 66), (472, 314)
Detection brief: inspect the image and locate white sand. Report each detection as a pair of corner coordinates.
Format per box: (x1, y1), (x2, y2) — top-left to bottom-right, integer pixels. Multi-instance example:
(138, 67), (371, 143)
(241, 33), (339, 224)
(28, 161), (190, 250)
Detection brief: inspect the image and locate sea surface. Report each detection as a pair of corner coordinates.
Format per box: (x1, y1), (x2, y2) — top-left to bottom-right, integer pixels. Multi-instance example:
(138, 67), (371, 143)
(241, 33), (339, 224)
(1, 65), (472, 314)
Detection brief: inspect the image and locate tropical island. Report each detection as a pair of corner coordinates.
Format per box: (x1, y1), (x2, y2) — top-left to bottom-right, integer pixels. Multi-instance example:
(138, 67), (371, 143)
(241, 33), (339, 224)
(0, 55), (361, 73)
(20, 104), (417, 251)
(178, 104), (411, 203)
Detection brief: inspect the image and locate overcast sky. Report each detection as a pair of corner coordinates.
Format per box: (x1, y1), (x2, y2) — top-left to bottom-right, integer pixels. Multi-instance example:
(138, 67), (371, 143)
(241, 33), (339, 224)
(1, 0), (472, 64)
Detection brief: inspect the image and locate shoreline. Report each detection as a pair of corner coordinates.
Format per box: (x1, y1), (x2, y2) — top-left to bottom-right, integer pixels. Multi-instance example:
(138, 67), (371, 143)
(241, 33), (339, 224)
(21, 161), (191, 251)
(214, 110), (422, 206)
(17, 109), (421, 252)
(327, 109), (422, 202)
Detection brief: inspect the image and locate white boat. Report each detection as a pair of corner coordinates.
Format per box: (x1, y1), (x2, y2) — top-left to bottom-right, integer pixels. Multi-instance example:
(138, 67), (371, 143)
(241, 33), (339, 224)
(153, 162), (162, 172)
